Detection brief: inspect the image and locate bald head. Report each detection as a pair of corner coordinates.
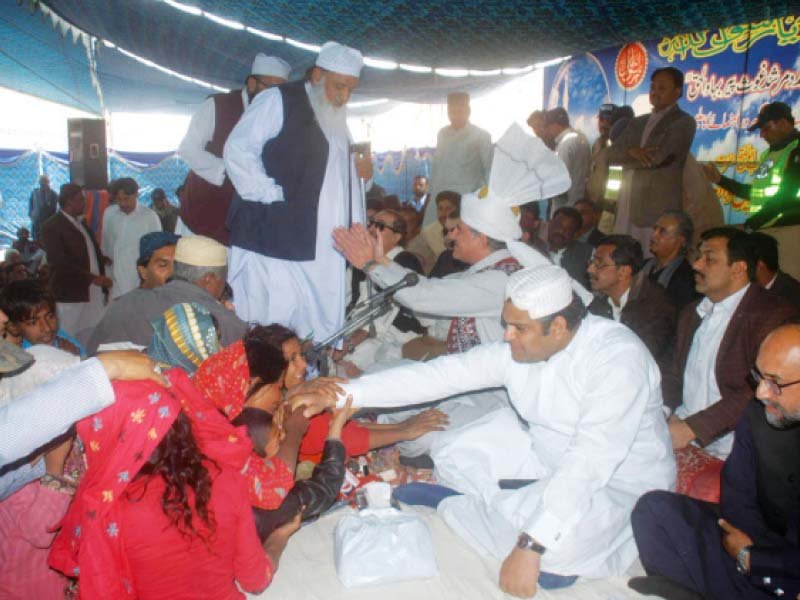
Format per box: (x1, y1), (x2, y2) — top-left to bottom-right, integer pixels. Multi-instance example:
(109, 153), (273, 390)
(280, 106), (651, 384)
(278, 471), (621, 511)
(755, 322), (800, 429)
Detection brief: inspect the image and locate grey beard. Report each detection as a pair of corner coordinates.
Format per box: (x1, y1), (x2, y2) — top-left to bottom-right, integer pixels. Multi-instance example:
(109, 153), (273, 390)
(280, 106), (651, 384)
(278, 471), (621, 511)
(308, 78), (350, 142)
(763, 400), (800, 429)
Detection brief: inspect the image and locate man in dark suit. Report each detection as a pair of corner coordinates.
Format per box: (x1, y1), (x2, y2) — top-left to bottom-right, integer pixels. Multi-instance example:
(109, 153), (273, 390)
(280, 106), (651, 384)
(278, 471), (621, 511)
(663, 228), (797, 458)
(607, 67), (696, 249)
(546, 206), (592, 289)
(40, 183), (111, 343)
(630, 320), (800, 600)
(751, 231), (800, 309)
(641, 210), (700, 311)
(28, 175), (57, 241)
(587, 235), (676, 375)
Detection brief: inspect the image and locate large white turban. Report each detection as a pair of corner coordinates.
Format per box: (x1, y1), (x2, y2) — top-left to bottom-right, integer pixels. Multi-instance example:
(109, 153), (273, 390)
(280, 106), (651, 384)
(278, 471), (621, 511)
(316, 41), (363, 78)
(505, 265), (574, 319)
(251, 54), (291, 80)
(460, 123), (571, 243)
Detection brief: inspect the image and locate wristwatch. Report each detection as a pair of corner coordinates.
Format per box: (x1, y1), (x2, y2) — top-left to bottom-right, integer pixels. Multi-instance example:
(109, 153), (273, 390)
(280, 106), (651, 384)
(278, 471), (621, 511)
(736, 545), (751, 574)
(516, 533), (547, 555)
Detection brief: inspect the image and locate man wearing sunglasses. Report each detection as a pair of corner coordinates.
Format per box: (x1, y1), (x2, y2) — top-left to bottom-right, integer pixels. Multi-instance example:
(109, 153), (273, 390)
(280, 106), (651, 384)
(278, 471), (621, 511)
(341, 209), (424, 374)
(631, 320), (800, 600)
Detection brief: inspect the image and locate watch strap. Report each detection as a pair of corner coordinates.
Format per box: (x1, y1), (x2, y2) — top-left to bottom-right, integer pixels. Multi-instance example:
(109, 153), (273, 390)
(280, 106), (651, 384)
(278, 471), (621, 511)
(517, 533), (547, 555)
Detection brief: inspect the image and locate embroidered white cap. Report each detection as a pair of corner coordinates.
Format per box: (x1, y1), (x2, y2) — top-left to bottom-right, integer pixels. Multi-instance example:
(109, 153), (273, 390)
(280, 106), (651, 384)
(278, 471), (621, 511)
(505, 264), (574, 319)
(315, 41), (363, 78)
(251, 54), (291, 80)
(174, 235), (228, 268)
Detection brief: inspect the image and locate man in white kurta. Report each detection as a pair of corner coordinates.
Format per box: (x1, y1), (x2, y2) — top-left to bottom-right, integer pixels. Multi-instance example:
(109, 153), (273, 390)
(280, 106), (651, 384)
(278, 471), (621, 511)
(101, 179), (161, 299)
(295, 265), (675, 594)
(423, 92), (493, 226)
(223, 42), (371, 342)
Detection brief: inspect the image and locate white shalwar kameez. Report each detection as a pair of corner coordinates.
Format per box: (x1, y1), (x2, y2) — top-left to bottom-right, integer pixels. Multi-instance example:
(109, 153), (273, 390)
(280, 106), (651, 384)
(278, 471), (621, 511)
(340, 315), (676, 577)
(101, 204), (162, 299)
(224, 85), (364, 342)
(365, 248), (521, 454)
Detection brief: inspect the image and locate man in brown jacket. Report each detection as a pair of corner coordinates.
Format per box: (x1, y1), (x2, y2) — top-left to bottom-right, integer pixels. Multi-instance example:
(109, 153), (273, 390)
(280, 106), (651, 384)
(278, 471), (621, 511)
(40, 183), (111, 344)
(663, 227), (798, 458)
(587, 234), (676, 375)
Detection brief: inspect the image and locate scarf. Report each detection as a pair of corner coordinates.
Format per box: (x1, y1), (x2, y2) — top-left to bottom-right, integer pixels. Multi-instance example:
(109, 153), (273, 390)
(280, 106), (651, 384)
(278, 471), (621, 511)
(446, 256), (523, 354)
(49, 369), (251, 599)
(194, 340), (296, 509)
(147, 302), (220, 375)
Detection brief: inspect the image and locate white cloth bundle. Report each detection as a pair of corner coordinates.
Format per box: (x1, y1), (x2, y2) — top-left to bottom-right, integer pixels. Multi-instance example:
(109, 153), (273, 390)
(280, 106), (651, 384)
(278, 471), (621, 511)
(334, 508), (438, 587)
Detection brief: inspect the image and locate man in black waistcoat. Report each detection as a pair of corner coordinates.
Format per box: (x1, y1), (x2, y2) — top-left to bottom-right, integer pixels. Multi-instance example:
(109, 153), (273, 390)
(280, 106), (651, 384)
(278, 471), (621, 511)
(629, 320), (800, 600)
(178, 53), (290, 245)
(224, 41), (372, 344)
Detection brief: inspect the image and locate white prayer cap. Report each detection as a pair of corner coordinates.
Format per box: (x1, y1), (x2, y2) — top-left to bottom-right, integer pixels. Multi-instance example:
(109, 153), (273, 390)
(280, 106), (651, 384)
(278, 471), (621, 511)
(316, 41), (363, 78)
(507, 240), (595, 306)
(460, 191), (522, 242)
(505, 264), (574, 319)
(251, 54), (291, 80)
(174, 235), (227, 268)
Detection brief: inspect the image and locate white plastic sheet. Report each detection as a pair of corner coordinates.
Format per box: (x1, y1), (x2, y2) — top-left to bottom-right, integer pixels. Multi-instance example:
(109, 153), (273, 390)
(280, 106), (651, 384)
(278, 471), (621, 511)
(334, 508), (438, 588)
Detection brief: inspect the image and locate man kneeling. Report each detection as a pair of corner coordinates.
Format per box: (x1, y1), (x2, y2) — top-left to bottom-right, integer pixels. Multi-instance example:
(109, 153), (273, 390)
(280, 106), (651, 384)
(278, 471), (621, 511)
(293, 264), (675, 597)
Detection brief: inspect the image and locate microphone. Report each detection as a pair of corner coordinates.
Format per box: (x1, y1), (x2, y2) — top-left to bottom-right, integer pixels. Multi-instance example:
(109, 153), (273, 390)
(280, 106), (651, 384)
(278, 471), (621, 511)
(377, 271), (419, 296)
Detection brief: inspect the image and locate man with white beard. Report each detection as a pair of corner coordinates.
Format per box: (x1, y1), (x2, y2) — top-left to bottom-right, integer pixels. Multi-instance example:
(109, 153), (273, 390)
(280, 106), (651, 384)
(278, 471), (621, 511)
(223, 41), (372, 341)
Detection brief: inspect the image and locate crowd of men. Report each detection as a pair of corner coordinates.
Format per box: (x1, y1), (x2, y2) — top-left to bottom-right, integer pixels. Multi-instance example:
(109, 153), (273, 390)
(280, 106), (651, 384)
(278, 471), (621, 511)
(1, 40), (799, 600)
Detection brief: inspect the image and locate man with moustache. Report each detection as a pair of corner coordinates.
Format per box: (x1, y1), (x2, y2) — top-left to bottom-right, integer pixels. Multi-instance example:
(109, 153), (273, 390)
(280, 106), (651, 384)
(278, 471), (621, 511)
(291, 265), (675, 598)
(640, 210), (699, 311)
(223, 42), (372, 342)
(607, 67), (696, 249)
(631, 320), (800, 600)
(662, 228), (797, 459)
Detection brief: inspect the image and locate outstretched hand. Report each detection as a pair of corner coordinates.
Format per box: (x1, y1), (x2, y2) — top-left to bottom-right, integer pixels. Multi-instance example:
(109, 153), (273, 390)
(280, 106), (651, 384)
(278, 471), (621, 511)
(332, 224), (381, 270)
(328, 396), (357, 440)
(96, 350), (170, 387)
(287, 376), (347, 418)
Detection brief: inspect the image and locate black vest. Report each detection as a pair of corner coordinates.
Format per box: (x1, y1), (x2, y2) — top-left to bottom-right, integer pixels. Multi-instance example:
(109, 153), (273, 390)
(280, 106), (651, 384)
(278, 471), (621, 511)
(226, 81), (329, 260)
(748, 402), (800, 538)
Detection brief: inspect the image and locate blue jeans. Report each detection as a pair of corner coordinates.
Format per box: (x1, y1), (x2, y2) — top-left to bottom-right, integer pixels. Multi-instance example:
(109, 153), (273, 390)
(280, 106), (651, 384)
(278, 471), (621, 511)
(393, 483), (578, 590)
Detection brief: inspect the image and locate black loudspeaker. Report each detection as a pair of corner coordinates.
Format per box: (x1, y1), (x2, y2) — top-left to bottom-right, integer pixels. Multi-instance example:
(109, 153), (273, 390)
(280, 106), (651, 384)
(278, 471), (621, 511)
(68, 118), (108, 189)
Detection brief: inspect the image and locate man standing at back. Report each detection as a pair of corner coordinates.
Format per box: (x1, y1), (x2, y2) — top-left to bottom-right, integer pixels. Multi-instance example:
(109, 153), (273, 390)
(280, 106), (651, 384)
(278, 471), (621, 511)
(607, 67), (696, 250)
(101, 178), (161, 299)
(178, 53), (290, 244)
(424, 92), (493, 226)
(544, 107), (591, 213)
(28, 175), (57, 241)
(223, 42), (372, 343)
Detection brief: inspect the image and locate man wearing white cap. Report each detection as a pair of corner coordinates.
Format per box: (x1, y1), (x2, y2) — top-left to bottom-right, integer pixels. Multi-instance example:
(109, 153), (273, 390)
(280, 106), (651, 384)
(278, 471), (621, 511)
(333, 124), (586, 454)
(178, 53), (291, 245)
(293, 264), (675, 596)
(86, 235), (247, 354)
(223, 41), (372, 344)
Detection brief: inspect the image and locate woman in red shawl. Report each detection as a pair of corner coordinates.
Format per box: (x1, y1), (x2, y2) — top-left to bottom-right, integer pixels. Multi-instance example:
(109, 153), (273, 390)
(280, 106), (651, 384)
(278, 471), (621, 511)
(48, 367), (297, 599)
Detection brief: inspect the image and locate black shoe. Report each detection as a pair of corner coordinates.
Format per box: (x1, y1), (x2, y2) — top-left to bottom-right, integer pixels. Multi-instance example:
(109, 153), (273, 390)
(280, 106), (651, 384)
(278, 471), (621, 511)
(628, 576), (705, 600)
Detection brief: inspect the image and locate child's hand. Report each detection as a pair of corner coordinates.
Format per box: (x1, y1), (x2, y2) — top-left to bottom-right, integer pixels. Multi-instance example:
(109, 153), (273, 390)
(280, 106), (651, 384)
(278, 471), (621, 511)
(327, 396), (355, 440)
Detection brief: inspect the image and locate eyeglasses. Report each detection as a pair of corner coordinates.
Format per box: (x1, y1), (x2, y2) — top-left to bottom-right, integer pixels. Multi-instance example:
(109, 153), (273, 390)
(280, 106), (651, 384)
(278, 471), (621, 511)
(588, 258), (617, 270)
(368, 219), (400, 233)
(749, 366), (800, 396)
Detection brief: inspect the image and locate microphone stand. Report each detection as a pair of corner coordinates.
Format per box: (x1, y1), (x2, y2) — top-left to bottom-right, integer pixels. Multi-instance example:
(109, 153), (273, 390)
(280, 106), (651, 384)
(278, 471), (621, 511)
(308, 272), (419, 376)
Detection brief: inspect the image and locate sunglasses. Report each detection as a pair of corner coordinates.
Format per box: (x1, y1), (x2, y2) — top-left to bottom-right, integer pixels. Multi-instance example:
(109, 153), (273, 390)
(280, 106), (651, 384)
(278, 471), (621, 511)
(749, 366), (800, 396)
(368, 219), (400, 233)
